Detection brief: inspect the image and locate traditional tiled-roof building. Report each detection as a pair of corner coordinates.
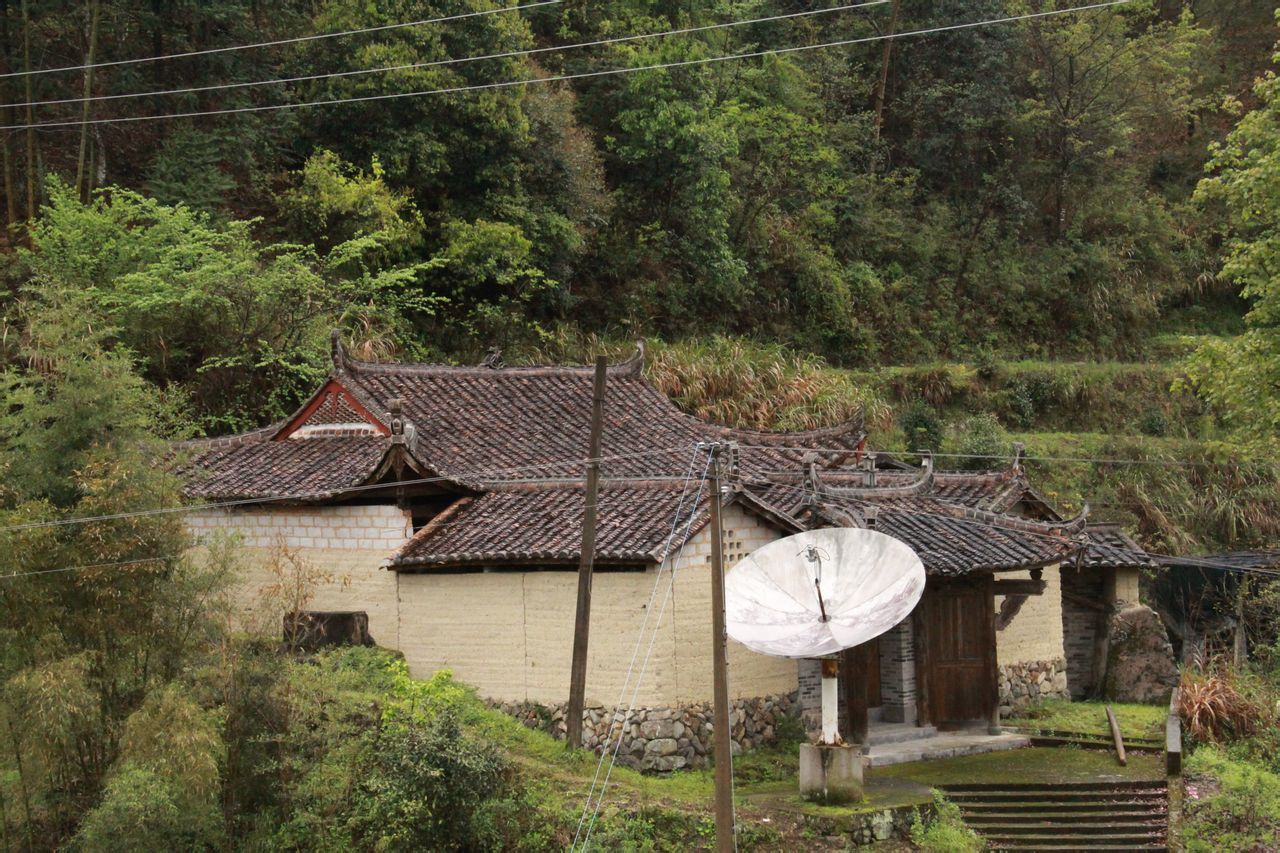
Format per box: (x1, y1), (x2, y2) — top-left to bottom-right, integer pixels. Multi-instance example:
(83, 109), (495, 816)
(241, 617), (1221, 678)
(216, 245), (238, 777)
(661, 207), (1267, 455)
(180, 339), (1150, 768)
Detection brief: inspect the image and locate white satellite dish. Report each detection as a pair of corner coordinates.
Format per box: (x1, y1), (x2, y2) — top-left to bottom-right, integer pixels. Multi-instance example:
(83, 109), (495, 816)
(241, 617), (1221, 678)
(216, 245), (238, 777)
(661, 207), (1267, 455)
(725, 527), (926, 744)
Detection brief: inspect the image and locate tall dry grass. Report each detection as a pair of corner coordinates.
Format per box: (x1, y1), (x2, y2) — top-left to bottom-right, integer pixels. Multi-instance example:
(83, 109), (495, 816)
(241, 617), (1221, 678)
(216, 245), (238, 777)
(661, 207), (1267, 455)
(526, 329), (891, 432)
(1179, 668), (1271, 744)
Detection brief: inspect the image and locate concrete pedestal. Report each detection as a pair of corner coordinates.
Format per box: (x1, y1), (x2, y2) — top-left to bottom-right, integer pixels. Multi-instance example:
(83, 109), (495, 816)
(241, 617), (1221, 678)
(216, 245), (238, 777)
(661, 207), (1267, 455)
(799, 743), (863, 804)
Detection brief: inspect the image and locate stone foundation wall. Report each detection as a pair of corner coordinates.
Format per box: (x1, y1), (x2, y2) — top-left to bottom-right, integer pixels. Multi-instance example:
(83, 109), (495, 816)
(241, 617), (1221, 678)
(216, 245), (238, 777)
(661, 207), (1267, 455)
(494, 693), (798, 772)
(844, 802), (934, 846)
(998, 658), (1070, 716)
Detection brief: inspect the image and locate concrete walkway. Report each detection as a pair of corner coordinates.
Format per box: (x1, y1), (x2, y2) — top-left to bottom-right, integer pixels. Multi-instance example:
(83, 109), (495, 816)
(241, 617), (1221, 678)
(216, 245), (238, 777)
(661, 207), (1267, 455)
(864, 729), (1030, 766)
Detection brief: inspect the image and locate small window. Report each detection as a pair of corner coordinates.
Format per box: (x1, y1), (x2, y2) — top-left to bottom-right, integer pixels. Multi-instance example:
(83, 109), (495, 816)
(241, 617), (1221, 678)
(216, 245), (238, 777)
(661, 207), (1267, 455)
(283, 611), (374, 650)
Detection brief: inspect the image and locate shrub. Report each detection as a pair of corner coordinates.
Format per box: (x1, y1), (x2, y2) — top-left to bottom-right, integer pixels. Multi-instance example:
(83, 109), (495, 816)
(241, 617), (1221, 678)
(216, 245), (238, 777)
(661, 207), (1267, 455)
(909, 792), (983, 852)
(1139, 408), (1170, 437)
(348, 710), (507, 851)
(900, 401), (945, 456)
(72, 765), (223, 852)
(974, 346), (1002, 382)
(948, 414), (1012, 471)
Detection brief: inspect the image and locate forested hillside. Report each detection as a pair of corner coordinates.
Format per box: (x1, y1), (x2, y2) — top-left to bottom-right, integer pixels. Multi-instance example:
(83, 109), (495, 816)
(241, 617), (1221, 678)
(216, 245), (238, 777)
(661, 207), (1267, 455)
(0, 0), (1276, 520)
(0, 0), (1276, 532)
(0, 1), (1273, 374)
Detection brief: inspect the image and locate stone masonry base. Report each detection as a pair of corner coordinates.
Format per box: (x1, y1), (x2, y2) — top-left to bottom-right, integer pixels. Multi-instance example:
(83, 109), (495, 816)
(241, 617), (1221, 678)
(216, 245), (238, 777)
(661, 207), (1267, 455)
(493, 692), (798, 772)
(998, 658), (1070, 717)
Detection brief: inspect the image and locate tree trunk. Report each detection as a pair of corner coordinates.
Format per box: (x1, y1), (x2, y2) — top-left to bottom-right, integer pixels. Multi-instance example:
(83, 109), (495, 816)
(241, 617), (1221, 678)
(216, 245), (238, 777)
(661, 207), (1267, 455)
(76, 0), (101, 202)
(20, 0), (36, 222)
(1, 0), (17, 232)
(871, 0), (901, 141)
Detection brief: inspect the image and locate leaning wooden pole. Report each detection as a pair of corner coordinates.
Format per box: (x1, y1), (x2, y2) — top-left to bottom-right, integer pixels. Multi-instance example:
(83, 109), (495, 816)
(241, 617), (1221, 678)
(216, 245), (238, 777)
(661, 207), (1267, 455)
(708, 444), (735, 852)
(871, 0), (901, 141)
(566, 355), (608, 750)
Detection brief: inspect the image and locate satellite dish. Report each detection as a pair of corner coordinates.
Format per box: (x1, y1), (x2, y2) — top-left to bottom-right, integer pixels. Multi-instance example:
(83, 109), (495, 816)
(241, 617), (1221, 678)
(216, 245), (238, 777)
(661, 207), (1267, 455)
(725, 527), (926, 659)
(725, 528), (925, 747)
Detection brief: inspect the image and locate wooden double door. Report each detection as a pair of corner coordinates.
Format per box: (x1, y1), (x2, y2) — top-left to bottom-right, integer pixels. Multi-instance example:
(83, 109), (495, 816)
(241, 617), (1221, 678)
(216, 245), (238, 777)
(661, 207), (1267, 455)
(919, 576), (996, 729)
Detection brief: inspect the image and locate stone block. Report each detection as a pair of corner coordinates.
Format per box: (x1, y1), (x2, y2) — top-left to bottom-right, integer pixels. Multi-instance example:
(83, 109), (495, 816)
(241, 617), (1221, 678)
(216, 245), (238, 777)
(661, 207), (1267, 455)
(799, 743), (863, 804)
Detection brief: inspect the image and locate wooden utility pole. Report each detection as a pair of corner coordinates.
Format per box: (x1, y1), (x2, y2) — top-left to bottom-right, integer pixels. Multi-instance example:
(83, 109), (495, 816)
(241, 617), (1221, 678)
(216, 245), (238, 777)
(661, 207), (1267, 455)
(1233, 577), (1248, 670)
(567, 356), (608, 750)
(871, 0), (901, 141)
(707, 444), (734, 853)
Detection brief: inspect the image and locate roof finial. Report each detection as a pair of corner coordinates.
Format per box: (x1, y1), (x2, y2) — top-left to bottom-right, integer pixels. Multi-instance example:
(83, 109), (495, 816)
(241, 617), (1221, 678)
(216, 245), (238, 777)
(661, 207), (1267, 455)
(616, 340), (646, 376)
(330, 329), (349, 373)
(388, 398), (404, 436)
(480, 347), (505, 369)
(726, 442), (741, 484)
(1012, 442), (1026, 473)
(801, 453), (822, 505)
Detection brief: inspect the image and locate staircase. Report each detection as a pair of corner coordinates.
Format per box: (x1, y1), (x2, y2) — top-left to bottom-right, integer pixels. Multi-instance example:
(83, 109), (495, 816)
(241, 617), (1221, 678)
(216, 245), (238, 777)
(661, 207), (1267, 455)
(942, 780), (1168, 851)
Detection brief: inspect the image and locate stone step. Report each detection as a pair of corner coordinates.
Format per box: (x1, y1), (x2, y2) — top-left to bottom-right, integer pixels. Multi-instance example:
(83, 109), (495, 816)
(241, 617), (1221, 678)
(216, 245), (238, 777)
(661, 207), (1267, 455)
(864, 733), (1030, 767)
(946, 780), (1167, 792)
(985, 833), (1165, 846)
(960, 805), (1166, 819)
(948, 790), (1166, 803)
(944, 779), (1169, 852)
(988, 840), (1172, 845)
(863, 724), (937, 745)
(969, 820), (1165, 835)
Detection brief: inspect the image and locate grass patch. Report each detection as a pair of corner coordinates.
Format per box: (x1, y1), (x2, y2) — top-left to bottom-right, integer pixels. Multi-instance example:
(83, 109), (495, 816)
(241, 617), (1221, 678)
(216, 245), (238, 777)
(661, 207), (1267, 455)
(1184, 744), (1280, 852)
(1004, 699), (1166, 742)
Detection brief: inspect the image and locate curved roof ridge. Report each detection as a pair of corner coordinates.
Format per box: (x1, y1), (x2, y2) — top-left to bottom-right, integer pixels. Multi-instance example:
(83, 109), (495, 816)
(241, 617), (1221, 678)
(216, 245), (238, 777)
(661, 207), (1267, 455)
(814, 452), (934, 499)
(919, 499), (1089, 537)
(172, 419), (286, 451)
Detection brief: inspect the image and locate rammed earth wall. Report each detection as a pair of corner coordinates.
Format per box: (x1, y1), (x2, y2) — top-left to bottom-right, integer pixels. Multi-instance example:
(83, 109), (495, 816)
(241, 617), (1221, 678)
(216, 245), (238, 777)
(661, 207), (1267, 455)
(188, 503), (797, 707)
(494, 693), (798, 772)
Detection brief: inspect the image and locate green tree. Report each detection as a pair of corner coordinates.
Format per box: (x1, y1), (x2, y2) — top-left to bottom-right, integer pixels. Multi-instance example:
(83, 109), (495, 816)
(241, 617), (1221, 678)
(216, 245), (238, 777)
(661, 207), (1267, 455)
(0, 286), (234, 847)
(1185, 45), (1280, 447)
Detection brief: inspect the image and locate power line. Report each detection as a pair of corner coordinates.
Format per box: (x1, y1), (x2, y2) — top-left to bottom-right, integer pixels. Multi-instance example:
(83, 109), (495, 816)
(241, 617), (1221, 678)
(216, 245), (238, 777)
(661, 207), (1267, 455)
(742, 444), (1245, 469)
(0, 0), (1133, 132)
(0, 556), (170, 581)
(0, 0), (563, 82)
(1, 1), (890, 112)
(0, 446), (691, 536)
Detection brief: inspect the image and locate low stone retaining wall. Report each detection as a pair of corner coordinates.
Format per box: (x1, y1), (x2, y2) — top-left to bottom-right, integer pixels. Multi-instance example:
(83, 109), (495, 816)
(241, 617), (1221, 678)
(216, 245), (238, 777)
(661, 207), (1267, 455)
(845, 802), (932, 845)
(494, 692), (798, 772)
(999, 658), (1070, 715)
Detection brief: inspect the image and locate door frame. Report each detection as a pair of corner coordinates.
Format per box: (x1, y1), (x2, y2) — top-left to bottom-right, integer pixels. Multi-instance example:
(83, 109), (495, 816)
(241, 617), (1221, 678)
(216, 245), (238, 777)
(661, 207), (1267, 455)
(914, 574), (997, 730)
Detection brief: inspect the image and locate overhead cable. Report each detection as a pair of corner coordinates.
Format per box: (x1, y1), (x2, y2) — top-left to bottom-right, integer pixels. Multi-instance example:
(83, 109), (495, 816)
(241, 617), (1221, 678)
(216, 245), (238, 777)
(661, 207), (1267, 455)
(0, 0), (563, 81)
(0, 0), (1133, 132)
(0, 0), (890, 112)
(0, 445), (691, 535)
